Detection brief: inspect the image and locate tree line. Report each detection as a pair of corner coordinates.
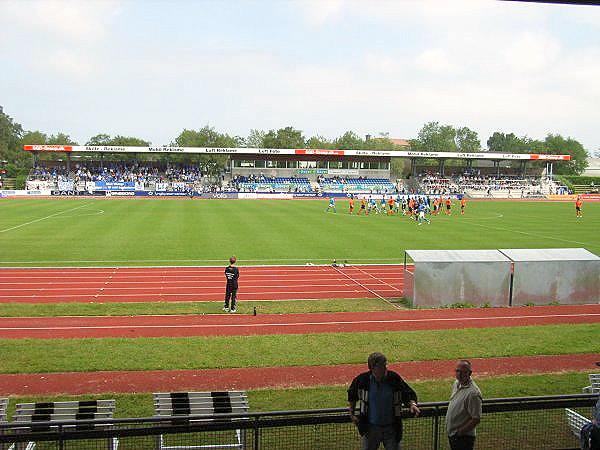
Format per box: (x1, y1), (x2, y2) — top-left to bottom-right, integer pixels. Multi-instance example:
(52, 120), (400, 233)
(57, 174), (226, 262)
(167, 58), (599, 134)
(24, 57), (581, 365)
(0, 107), (589, 177)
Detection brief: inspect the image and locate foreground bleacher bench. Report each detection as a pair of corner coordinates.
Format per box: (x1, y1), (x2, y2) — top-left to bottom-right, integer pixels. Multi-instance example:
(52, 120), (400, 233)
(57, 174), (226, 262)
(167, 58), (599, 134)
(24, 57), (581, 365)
(583, 374), (600, 394)
(566, 408), (590, 437)
(0, 398), (7, 423)
(10, 400), (118, 449)
(0, 398), (7, 450)
(153, 391), (249, 450)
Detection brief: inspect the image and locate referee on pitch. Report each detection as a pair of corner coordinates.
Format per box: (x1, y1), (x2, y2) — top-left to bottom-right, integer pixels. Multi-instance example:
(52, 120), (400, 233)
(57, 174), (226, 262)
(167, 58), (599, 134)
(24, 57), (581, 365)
(224, 256), (239, 313)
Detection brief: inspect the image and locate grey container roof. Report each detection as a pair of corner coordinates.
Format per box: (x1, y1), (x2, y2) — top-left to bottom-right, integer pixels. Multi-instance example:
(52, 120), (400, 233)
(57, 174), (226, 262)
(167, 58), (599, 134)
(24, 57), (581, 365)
(499, 248), (600, 262)
(405, 250), (511, 263)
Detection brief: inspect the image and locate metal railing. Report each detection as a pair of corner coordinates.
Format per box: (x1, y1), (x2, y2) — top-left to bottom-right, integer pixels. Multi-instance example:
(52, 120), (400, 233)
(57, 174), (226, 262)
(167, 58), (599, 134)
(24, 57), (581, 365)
(0, 394), (595, 449)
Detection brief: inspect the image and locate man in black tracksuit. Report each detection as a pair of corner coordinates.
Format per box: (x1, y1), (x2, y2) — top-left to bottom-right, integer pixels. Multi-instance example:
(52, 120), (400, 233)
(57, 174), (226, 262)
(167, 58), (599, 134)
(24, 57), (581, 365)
(348, 352), (420, 450)
(224, 256), (239, 313)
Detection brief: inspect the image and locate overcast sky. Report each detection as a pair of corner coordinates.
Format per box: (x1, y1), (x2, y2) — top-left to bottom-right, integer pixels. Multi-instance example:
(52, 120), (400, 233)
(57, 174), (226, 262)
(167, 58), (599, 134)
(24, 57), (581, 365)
(1, 0), (599, 152)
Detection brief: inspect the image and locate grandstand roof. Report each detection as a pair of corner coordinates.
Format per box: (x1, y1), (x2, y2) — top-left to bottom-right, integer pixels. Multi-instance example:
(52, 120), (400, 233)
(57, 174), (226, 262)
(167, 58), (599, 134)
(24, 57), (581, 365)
(23, 145), (571, 162)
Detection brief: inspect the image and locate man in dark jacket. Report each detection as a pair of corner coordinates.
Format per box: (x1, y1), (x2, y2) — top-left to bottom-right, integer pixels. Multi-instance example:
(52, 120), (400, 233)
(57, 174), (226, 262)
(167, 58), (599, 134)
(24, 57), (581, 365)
(223, 256), (239, 313)
(348, 352), (420, 450)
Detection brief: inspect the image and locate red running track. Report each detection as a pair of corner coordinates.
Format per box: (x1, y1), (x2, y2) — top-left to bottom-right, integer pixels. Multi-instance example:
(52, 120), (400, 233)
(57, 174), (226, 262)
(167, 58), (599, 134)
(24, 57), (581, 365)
(1, 353), (598, 396)
(0, 265), (404, 304)
(1, 304), (599, 339)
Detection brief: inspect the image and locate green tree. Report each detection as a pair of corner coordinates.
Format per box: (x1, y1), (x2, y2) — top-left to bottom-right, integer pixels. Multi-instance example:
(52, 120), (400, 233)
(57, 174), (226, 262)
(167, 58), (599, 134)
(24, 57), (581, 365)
(262, 126), (305, 149)
(455, 127), (480, 152)
(172, 126), (238, 174)
(0, 108), (26, 168)
(20, 131), (48, 146)
(334, 131), (363, 150)
(486, 132), (529, 153)
(306, 135), (334, 149)
(542, 134), (588, 175)
(246, 129), (266, 148)
(412, 122), (457, 152)
(85, 134), (112, 146)
(47, 133), (78, 145)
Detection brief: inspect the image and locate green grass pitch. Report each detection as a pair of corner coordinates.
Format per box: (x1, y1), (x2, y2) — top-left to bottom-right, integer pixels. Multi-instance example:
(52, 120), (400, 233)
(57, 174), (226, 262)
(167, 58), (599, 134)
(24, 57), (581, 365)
(0, 198), (598, 266)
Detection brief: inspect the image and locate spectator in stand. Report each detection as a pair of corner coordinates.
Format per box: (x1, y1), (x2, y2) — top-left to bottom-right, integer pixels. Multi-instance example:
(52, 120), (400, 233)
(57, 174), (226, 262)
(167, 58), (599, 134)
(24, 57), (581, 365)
(446, 360), (482, 450)
(348, 352), (420, 450)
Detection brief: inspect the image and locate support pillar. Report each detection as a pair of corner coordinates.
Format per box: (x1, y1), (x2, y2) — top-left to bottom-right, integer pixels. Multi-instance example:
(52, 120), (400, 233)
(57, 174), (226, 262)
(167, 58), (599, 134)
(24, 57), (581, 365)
(410, 158), (417, 177)
(66, 152), (71, 173)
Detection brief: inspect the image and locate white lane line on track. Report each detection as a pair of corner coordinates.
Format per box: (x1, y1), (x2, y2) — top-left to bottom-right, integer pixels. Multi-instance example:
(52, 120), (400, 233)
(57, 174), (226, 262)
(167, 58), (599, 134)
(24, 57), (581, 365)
(0, 282), (404, 291)
(345, 266), (402, 292)
(332, 266), (401, 309)
(0, 273), (404, 280)
(0, 203), (91, 233)
(0, 259), (407, 265)
(2, 313), (599, 331)
(0, 289), (400, 299)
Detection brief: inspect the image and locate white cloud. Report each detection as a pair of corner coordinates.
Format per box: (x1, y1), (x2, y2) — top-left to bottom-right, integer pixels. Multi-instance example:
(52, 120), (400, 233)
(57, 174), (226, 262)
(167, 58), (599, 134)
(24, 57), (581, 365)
(0, 0), (122, 41)
(415, 48), (460, 74)
(293, 0), (345, 26)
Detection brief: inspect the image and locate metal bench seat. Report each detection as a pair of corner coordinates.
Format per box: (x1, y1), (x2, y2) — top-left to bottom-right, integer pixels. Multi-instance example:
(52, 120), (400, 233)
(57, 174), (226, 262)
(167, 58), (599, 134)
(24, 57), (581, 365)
(9, 400), (118, 450)
(153, 392), (249, 450)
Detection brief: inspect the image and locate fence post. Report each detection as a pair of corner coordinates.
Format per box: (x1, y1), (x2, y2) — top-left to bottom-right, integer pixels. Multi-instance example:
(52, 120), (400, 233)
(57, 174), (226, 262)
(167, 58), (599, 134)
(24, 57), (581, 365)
(253, 415), (260, 450)
(432, 406), (439, 450)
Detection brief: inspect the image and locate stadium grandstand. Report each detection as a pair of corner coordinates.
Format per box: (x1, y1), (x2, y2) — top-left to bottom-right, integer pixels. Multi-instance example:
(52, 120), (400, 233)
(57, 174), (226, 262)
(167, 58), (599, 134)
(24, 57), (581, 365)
(21, 144), (571, 198)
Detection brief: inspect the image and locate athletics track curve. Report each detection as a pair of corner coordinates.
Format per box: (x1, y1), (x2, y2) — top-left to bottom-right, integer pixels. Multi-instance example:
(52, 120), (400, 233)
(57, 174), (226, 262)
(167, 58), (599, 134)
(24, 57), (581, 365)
(1, 304), (599, 339)
(0, 265), (403, 303)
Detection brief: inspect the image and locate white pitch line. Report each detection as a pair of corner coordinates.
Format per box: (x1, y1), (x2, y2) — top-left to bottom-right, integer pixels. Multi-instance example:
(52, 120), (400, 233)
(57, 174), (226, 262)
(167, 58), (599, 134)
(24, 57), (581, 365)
(2, 313), (599, 331)
(0, 203), (91, 233)
(466, 220), (592, 247)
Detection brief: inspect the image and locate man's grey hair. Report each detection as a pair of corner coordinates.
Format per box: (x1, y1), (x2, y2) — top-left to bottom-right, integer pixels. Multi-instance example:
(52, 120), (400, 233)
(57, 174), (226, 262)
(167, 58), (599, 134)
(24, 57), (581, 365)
(457, 359), (472, 373)
(368, 352), (387, 370)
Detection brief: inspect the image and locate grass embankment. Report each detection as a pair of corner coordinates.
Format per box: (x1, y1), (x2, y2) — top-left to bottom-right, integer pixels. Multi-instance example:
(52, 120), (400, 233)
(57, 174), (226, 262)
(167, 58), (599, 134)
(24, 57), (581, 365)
(2, 372), (590, 419)
(0, 298), (396, 317)
(1, 324), (598, 374)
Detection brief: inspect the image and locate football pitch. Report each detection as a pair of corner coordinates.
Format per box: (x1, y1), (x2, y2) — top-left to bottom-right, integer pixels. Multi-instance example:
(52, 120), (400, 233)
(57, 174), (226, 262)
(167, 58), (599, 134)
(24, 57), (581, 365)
(0, 198), (598, 266)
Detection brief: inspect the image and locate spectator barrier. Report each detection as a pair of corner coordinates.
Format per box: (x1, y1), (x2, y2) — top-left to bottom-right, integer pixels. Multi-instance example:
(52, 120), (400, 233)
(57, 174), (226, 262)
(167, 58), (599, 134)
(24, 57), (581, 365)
(0, 394), (595, 450)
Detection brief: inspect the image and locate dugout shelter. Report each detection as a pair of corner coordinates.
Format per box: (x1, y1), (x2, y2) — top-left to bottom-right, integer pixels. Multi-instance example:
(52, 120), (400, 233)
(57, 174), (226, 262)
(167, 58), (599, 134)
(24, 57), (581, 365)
(499, 248), (600, 306)
(403, 249), (512, 307)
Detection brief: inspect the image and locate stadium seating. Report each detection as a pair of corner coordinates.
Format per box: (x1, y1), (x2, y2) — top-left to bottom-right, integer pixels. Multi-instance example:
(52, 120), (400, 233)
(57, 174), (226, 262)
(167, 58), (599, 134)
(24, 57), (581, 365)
(11, 400), (118, 449)
(417, 173), (550, 198)
(233, 176), (313, 193)
(153, 391), (249, 450)
(319, 177), (396, 193)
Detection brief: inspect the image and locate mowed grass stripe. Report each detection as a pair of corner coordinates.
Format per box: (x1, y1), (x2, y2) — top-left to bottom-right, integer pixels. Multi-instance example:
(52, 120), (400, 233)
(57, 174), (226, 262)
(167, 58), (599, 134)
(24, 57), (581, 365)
(2, 372), (590, 419)
(0, 324), (598, 374)
(0, 199), (598, 265)
(0, 299), (397, 317)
